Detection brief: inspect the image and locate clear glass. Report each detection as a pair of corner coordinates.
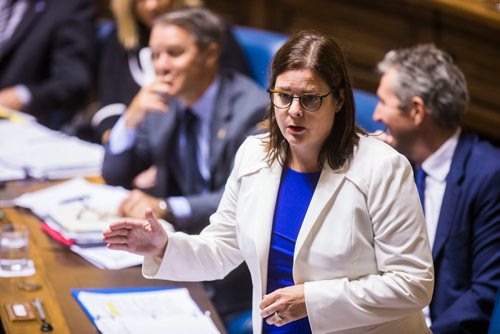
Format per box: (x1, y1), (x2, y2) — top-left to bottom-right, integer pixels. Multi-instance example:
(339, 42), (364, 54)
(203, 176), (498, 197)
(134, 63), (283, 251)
(268, 89), (333, 112)
(0, 223), (29, 272)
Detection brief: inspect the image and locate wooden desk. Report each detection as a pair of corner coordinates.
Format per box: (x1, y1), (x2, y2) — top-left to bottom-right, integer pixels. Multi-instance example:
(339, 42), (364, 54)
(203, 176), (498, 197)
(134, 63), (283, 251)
(0, 180), (226, 334)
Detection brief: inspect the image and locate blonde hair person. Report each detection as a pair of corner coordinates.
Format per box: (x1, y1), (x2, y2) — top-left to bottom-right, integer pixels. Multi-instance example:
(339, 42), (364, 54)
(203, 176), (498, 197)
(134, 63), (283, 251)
(111, 0), (203, 50)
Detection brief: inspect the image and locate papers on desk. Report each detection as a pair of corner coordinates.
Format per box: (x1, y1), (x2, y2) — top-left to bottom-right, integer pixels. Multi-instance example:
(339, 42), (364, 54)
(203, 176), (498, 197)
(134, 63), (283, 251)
(0, 162), (26, 182)
(14, 178), (127, 218)
(0, 105), (36, 123)
(72, 286), (220, 334)
(70, 245), (143, 270)
(13, 178), (148, 269)
(0, 120), (103, 180)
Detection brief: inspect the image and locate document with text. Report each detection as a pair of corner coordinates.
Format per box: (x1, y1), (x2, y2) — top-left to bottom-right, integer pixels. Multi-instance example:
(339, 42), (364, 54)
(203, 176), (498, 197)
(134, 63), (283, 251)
(72, 286), (220, 334)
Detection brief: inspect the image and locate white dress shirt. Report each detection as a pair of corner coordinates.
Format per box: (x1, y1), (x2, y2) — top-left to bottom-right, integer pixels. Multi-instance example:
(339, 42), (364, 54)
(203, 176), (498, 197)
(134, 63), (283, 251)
(421, 127), (461, 326)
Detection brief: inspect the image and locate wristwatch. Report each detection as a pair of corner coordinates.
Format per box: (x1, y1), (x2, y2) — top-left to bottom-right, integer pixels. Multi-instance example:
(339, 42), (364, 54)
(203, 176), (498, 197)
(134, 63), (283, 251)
(158, 199), (172, 219)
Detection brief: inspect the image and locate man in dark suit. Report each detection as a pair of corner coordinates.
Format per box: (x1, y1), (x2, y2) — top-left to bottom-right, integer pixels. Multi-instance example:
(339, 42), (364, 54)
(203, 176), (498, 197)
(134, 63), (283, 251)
(373, 43), (500, 334)
(0, 0), (94, 129)
(102, 8), (267, 325)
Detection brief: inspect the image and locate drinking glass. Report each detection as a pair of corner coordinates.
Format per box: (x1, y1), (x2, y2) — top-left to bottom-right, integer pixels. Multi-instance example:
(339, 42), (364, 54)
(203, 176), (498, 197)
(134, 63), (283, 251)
(0, 223), (29, 272)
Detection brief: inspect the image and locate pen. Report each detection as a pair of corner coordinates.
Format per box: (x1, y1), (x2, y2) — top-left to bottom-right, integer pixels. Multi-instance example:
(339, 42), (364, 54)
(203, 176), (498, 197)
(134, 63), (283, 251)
(59, 194), (90, 205)
(32, 298), (53, 332)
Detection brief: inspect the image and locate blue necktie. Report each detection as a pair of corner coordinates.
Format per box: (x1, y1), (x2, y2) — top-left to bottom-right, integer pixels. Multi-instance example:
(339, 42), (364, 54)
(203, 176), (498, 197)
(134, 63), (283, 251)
(415, 167), (426, 212)
(184, 108), (203, 194)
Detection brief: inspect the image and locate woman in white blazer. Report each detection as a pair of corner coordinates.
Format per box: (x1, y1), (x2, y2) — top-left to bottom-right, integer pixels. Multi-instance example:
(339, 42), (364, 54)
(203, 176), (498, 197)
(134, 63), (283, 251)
(104, 31), (434, 334)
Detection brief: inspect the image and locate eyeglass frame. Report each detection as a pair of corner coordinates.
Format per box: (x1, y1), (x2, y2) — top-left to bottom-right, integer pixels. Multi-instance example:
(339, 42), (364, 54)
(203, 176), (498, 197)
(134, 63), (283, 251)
(267, 88), (335, 112)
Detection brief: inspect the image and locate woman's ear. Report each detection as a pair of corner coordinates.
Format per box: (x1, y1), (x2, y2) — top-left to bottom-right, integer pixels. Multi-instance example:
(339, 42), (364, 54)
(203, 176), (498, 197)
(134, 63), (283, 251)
(335, 89), (345, 113)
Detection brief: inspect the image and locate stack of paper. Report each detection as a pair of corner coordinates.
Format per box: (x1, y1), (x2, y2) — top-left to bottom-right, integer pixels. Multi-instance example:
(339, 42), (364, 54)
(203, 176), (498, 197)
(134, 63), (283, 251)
(0, 121), (103, 179)
(72, 287), (220, 334)
(13, 178), (148, 269)
(0, 162), (25, 182)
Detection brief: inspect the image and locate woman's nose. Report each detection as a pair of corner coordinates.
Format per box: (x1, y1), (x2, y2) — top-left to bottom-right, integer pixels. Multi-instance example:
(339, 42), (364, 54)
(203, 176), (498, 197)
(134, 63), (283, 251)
(288, 98), (303, 117)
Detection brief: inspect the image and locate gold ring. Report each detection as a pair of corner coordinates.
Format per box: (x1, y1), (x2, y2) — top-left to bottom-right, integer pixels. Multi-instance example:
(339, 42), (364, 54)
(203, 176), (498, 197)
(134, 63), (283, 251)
(275, 311), (283, 321)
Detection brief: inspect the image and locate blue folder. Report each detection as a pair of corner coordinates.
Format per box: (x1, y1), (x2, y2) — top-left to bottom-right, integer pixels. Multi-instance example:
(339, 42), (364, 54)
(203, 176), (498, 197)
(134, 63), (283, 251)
(72, 286), (182, 323)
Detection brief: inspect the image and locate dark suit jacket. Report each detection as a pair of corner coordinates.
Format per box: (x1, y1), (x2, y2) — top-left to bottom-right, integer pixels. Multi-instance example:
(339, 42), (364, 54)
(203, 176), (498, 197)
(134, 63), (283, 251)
(430, 131), (500, 334)
(0, 0), (94, 129)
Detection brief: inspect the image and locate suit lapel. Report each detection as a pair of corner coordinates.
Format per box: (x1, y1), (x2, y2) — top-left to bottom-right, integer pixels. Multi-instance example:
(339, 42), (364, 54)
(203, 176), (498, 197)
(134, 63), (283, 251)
(252, 161), (282, 292)
(295, 167), (346, 261)
(432, 132), (472, 258)
(0, 1), (44, 60)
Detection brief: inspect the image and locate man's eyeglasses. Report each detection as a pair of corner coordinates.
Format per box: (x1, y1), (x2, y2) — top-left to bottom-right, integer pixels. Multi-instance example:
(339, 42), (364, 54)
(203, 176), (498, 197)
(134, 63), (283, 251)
(267, 89), (333, 112)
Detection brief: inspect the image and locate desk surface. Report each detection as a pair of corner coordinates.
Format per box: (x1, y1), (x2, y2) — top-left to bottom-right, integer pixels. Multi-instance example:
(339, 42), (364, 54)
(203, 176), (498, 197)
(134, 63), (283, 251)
(0, 180), (226, 334)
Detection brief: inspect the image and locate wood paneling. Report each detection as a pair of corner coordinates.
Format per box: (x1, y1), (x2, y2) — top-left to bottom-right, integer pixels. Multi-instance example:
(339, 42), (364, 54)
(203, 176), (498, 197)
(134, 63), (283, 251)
(207, 0), (500, 143)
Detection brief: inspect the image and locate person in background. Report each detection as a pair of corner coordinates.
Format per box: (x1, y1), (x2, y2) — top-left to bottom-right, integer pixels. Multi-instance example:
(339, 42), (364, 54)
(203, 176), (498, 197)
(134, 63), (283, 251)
(101, 7), (267, 327)
(373, 43), (500, 333)
(104, 30), (434, 334)
(93, 0), (250, 144)
(0, 0), (95, 130)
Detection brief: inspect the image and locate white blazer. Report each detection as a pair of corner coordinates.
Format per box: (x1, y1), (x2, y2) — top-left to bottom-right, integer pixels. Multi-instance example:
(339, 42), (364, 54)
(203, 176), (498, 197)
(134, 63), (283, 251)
(143, 134), (434, 334)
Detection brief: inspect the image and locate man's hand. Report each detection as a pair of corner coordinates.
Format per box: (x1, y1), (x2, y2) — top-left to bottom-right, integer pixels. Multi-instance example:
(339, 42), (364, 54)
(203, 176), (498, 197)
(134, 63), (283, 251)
(259, 284), (308, 327)
(118, 189), (173, 222)
(0, 87), (23, 111)
(132, 166), (158, 190)
(103, 209), (168, 258)
(124, 80), (171, 129)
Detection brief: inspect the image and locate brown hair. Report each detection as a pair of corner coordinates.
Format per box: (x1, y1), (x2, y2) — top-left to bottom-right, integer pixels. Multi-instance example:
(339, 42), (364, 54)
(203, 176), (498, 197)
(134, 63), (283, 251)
(263, 30), (363, 170)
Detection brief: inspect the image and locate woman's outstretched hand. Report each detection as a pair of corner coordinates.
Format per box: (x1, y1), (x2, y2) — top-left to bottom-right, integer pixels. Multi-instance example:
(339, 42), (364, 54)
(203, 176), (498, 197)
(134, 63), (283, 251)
(103, 209), (168, 258)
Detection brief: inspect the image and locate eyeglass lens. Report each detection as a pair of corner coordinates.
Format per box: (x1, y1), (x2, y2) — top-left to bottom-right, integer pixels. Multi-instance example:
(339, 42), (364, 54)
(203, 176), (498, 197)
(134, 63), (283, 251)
(271, 92), (323, 111)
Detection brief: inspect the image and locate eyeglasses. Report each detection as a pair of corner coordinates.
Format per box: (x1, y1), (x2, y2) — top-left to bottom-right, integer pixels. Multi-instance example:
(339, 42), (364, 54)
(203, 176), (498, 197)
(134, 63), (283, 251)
(267, 89), (333, 112)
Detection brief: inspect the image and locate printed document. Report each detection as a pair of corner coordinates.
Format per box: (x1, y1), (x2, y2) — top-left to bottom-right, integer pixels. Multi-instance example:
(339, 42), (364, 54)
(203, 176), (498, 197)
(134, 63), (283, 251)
(73, 287), (220, 334)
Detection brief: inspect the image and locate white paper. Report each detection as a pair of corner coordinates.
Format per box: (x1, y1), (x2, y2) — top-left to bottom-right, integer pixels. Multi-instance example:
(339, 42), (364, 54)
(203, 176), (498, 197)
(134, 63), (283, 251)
(70, 245), (143, 270)
(14, 178), (128, 217)
(0, 162), (25, 182)
(0, 121), (103, 179)
(76, 288), (220, 334)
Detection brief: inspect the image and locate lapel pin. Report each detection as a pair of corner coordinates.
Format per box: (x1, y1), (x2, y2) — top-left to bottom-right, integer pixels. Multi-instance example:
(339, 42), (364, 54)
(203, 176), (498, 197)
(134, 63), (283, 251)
(217, 128), (226, 140)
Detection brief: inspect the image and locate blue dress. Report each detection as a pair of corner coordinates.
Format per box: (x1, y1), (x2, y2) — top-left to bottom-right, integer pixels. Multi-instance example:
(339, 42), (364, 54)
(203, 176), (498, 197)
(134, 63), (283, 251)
(263, 167), (321, 334)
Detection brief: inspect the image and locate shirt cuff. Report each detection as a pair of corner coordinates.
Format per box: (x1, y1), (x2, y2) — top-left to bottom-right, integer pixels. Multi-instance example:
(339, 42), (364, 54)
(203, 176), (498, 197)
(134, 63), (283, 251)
(108, 116), (137, 154)
(15, 85), (32, 106)
(91, 103), (127, 128)
(167, 196), (192, 229)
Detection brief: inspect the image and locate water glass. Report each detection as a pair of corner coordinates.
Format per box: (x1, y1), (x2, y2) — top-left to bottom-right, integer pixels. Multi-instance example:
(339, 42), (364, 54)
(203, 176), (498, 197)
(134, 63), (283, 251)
(0, 223), (29, 272)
